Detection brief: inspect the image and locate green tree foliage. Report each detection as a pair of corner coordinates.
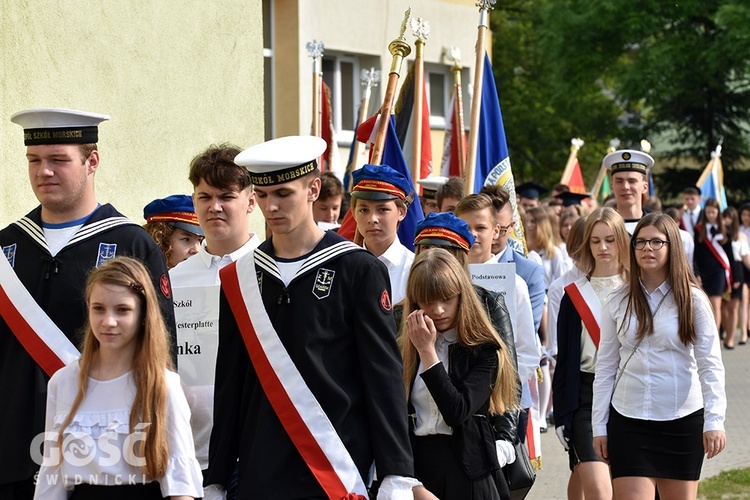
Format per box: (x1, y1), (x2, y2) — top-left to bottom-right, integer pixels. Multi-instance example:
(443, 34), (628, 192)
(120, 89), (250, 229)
(490, 0), (750, 199)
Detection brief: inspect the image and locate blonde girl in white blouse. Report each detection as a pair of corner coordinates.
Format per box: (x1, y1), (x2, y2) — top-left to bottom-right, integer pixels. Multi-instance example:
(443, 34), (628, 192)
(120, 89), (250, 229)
(592, 213), (726, 500)
(34, 257), (202, 500)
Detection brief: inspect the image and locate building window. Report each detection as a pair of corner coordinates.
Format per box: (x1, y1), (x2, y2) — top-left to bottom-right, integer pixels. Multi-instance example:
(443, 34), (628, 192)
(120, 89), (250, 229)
(425, 63), (469, 130)
(322, 53), (380, 141)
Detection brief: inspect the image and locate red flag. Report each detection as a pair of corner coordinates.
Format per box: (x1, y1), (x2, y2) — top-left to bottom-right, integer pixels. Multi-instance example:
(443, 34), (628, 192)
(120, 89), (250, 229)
(567, 159), (586, 194)
(440, 89), (466, 178)
(319, 82), (344, 177)
(394, 66), (432, 185)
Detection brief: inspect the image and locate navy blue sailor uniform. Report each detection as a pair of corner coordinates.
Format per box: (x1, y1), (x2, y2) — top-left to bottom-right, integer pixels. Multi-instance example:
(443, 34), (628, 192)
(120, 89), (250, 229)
(0, 203), (176, 490)
(207, 231), (414, 499)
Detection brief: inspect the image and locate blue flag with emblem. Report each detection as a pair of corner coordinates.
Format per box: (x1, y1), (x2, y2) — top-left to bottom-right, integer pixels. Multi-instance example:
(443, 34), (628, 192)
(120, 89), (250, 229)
(383, 115), (424, 252)
(478, 53), (525, 252)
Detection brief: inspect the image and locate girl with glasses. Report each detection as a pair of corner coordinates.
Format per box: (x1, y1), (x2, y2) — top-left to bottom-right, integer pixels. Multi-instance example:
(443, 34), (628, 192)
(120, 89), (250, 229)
(592, 213), (726, 500)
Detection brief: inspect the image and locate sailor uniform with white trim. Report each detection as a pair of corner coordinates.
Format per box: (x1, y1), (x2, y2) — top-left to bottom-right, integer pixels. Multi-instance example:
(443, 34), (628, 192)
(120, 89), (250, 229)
(0, 203), (176, 488)
(207, 231), (414, 499)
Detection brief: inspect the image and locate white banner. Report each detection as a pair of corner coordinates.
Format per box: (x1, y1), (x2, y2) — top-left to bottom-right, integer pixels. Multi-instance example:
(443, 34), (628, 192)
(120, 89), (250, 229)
(173, 285), (220, 386)
(469, 262), (517, 328)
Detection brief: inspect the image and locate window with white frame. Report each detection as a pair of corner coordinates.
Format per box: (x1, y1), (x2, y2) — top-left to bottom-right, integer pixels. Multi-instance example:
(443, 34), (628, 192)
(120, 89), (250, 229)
(425, 63), (470, 129)
(322, 53), (380, 142)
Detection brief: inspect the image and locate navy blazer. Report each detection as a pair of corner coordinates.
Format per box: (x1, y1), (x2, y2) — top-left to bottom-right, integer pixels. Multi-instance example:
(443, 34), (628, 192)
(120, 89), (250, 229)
(409, 343), (501, 480)
(496, 248), (547, 332)
(552, 292), (584, 433)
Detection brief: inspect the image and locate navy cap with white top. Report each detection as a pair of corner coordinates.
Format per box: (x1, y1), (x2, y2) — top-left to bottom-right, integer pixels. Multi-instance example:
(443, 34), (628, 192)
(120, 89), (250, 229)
(603, 149), (654, 176)
(517, 182), (549, 200)
(351, 164), (413, 201)
(416, 176), (449, 200)
(234, 136), (327, 186)
(11, 108), (110, 146)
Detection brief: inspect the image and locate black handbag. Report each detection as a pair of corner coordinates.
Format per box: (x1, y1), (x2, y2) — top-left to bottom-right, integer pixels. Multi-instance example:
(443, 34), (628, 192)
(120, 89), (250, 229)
(501, 440), (536, 500)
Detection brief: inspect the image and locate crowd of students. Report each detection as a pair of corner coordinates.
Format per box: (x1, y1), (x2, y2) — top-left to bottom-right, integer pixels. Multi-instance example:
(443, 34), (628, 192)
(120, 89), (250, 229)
(0, 107), (730, 500)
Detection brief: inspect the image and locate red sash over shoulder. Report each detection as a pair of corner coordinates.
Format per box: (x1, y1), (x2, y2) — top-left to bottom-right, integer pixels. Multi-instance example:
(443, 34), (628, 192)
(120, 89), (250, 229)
(564, 279), (602, 349)
(705, 236), (732, 292)
(220, 253), (368, 500)
(0, 252), (79, 376)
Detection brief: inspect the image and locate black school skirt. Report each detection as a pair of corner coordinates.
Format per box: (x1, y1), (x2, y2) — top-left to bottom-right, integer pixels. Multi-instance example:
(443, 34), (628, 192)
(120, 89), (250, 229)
(69, 481), (163, 499)
(607, 406), (705, 480)
(569, 372), (601, 471)
(413, 434), (506, 500)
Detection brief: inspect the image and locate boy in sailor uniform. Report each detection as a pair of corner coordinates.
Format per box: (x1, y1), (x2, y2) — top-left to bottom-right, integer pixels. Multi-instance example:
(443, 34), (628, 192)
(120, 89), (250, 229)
(0, 108), (176, 498)
(205, 136), (417, 499)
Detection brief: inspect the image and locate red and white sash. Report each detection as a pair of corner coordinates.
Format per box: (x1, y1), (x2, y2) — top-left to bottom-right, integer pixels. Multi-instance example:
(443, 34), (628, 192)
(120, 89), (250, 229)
(221, 253), (368, 500)
(564, 280), (602, 349)
(0, 252), (79, 376)
(705, 233), (732, 292)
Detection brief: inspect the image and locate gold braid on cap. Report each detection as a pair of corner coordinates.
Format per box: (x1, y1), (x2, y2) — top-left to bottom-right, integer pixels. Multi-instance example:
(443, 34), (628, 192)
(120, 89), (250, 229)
(250, 159), (318, 186)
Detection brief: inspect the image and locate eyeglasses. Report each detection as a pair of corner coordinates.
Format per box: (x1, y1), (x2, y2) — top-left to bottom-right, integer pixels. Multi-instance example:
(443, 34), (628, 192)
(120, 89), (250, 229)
(498, 225), (512, 236)
(632, 238), (669, 250)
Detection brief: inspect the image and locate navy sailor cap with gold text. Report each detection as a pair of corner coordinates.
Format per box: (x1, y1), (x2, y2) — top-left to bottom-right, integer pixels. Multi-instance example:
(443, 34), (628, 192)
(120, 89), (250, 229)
(234, 136), (327, 186)
(11, 108), (110, 146)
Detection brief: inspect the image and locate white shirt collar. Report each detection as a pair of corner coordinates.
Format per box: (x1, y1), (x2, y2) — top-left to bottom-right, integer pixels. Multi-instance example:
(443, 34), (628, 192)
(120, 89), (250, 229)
(198, 234), (261, 268)
(368, 238), (407, 268)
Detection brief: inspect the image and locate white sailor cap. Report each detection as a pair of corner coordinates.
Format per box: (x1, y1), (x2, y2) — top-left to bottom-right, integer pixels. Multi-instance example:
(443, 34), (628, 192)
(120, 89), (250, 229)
(416, 176), (449, 200)
(603, 149), (654, 176)
(234, 136), (327, 186)
(11, 108), (110, 146)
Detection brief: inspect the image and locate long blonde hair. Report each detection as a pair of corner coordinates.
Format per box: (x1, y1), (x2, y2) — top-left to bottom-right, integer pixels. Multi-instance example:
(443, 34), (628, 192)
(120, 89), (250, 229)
(400, 248), (518, 414)
(58, 257), (173, 479)
(577, 207), (630, 278)
(526, 207), (559, 258)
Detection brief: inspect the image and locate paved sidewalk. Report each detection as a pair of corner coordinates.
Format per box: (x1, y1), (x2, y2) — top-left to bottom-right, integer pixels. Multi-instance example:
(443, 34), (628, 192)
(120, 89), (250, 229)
(526, 343), (750, 499)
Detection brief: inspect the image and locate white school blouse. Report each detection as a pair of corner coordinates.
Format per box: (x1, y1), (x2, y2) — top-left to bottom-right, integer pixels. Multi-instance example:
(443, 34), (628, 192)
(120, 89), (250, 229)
(592, 280), (726, 437)
(34, 363), (203, 499)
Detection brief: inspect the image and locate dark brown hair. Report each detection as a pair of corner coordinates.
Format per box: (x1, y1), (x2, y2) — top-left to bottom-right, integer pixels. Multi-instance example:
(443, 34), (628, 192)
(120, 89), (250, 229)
(188, 143), (250, 191)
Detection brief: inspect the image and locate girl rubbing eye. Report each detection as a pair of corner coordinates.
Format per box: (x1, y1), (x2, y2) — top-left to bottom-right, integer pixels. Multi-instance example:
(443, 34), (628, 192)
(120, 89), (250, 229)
(401, 248), (519, 500)
(35, 257), (202, 500)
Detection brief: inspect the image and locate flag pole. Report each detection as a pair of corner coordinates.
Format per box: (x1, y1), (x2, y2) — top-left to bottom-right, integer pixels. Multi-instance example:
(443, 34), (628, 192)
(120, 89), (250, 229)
(346, 68), (380, 179)
(306, 40), (324, 138)
(560, 138), (584, 185)
(449, 48), (467, 178)
(464, 0), (496, 196)
(411, 17), (430, 188)
(697, 143), (722, 186)
(370, 8), (412, 166)
(592, 139), (619, 200)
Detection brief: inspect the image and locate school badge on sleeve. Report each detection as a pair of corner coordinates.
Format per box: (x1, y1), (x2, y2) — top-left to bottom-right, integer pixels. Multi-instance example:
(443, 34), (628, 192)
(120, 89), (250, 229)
(96, 243), (117, 267)
(2, 244), (16, 268)
(312, 268), (335, 299)
(380, 289), (392, 312)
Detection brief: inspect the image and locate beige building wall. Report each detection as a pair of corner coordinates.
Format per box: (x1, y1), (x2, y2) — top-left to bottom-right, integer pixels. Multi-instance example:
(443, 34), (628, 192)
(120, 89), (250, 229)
(271, 0), (480, 174)
(0, 1), (266, 234)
